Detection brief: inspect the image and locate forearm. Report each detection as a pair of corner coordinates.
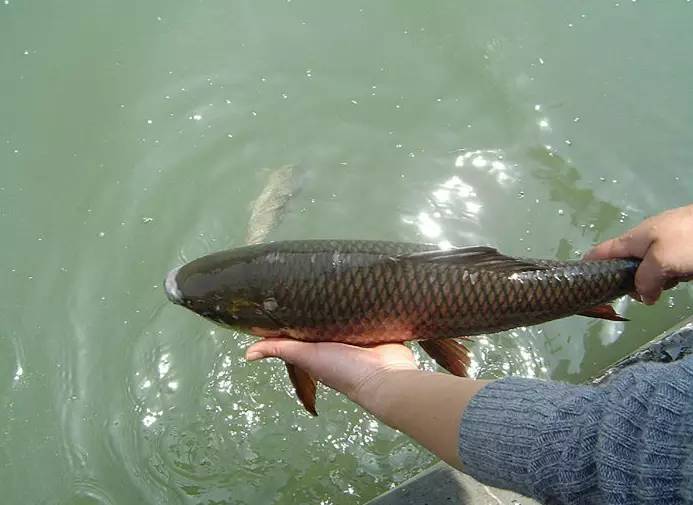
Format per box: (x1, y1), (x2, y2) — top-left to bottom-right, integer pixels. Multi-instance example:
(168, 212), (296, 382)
(354, 369), (489, 468)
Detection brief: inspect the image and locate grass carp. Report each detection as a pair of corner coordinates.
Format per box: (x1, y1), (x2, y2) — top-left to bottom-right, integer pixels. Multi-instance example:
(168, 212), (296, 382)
(245, 165), (298, 246)
(165, 240), (638, 415)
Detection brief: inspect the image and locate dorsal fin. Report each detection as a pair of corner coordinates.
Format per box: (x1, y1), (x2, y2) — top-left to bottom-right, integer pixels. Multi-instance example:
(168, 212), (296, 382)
(397, 246), (546, 273)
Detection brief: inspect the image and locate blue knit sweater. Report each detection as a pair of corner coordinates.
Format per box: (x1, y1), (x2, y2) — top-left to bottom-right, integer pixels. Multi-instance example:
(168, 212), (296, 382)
(459, 356), (693, 504)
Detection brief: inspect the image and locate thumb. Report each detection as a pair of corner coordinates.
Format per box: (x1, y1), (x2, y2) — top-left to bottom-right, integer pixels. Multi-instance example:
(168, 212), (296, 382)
(584, 231), (651, 261)
(584, 237), (623, 261)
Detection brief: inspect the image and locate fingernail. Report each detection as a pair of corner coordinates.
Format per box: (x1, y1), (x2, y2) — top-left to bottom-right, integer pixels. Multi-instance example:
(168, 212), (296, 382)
(246, 351), (263, 361)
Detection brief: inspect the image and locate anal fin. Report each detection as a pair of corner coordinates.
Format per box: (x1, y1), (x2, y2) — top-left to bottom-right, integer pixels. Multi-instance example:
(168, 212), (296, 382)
(286, 363), (318, 416)
(419, 339), (471, 377)
(579, 304), (628, 322)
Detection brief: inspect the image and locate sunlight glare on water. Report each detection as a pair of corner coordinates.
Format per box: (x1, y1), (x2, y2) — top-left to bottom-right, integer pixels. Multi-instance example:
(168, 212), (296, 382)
(1, 1), (692, 503)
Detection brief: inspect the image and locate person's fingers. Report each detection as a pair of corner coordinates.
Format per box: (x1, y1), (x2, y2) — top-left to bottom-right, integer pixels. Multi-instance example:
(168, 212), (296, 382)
(245, 338), (318, 365)
(244, 338), (418, 400)
(663, 278), (681, 291)
(634, 248), (667, 305)
(584, 226), (653, 261)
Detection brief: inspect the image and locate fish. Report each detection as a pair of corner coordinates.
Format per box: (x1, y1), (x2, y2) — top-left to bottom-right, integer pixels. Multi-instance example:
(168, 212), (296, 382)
(245, 165), (298, 246)
(164, 240), (639, 415)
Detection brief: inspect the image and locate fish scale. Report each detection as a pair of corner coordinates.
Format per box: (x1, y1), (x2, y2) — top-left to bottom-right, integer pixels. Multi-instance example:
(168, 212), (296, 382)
(271, 250), (624, 340)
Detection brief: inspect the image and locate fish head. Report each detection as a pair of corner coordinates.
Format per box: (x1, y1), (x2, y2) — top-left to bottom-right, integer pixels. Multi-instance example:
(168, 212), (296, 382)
(164, 246), (283, 331)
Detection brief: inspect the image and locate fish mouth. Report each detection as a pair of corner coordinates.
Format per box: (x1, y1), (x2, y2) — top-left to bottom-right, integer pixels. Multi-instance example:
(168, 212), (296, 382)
(164, 266), (183, 305)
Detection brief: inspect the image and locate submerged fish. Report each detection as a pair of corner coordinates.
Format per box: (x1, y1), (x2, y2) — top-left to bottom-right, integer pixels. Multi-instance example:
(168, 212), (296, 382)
(164, 240), (638, 415)
(245, 165), (298, 246)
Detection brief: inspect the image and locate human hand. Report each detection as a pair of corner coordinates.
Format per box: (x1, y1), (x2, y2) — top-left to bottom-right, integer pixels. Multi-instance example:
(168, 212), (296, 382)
(245, 339), (418, 408)
(585, 204), (693, 304)
(245, 338), (486, 467)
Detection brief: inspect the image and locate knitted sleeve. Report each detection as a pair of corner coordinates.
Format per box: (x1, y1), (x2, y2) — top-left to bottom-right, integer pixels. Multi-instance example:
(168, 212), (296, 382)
(459, 356), (693, 504)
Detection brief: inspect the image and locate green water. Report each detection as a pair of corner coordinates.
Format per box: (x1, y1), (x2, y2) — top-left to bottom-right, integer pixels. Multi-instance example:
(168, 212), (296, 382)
(1, 1), (692, 503)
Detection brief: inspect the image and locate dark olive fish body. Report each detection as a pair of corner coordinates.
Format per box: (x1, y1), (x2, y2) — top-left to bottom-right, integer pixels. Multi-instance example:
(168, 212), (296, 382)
(167, 240), (637, 341)
(165, 240), (638, 414)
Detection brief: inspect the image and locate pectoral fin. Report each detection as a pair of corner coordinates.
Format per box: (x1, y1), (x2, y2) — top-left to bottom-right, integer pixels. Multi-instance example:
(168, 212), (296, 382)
(579, 304), (628, 322)
(285, 363), (318, 416)
(419, 339), (471, 377)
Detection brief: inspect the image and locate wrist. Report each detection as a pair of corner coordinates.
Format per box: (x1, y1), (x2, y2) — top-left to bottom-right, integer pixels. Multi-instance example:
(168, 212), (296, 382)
(353, 370), (490, 468)
(349, 368), (424, 420)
